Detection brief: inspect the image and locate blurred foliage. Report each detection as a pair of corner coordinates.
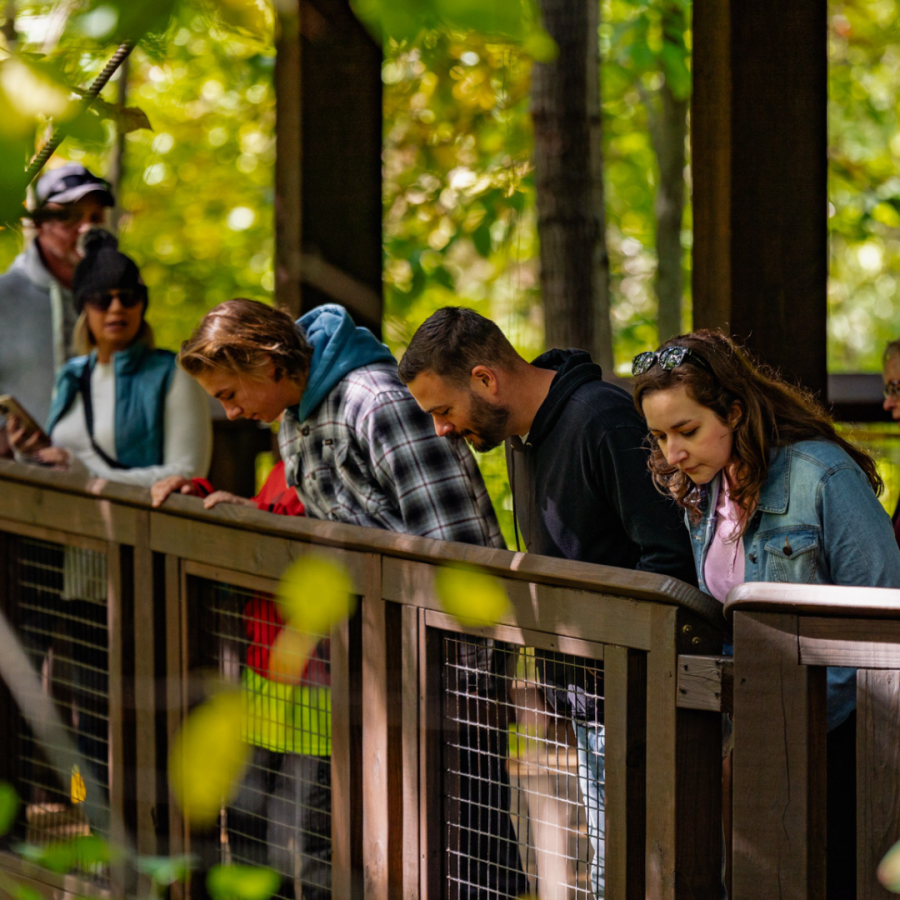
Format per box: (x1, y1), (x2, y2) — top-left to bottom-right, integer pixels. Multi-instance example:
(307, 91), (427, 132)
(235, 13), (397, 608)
(169, 688), (251, 826)
(0, 0), (276, 352)
(207, 864), (281, 900)
(829, 0), (900, 372)
(0, 782), (19, 835)
(880, 838), (900, 892)
(434, 564), (511, 628)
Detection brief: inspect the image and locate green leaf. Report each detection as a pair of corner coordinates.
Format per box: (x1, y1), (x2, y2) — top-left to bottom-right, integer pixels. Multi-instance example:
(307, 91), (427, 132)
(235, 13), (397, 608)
(434, 565), (511, 628)
(135, 854), (194, 885)
(12, 886), (42, 900)
(169, 691), (251, 827)
(207, 865), (281, 900)
(472, 221), (492, 257)
(0, 783), (20, 835)
(277, 555), (357, 636)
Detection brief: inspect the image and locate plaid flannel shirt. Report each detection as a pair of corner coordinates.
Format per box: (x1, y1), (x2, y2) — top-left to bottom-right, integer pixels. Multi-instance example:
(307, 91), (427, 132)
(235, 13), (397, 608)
(279, 362), (504, 549)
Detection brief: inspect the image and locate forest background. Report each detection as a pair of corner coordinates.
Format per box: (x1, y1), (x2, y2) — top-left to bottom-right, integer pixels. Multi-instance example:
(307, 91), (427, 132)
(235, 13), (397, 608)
(0, 0), (896, 544)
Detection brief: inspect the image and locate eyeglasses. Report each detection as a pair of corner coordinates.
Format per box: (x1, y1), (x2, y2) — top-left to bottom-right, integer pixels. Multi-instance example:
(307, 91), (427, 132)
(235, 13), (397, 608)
(884, 380), (900, 399)
(632, 346), (712, 376)
(82, 288), (145, 311)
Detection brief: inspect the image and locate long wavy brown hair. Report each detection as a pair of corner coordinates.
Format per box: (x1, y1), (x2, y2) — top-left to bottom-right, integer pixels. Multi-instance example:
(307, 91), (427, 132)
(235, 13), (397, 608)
(633, 330), (882, 530)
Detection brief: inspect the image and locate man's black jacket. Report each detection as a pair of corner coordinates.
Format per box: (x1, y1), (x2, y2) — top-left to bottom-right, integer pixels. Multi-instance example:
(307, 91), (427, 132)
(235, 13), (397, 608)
(505, 348), (698, 719)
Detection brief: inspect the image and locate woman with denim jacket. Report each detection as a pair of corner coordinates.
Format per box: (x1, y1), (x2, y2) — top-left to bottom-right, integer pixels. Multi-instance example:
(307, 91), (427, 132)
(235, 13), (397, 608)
(632, 329), (900, 897)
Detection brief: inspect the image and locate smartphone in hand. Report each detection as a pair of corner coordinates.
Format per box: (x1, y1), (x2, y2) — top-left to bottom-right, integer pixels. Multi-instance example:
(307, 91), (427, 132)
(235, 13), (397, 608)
(0, 394), (52, 454)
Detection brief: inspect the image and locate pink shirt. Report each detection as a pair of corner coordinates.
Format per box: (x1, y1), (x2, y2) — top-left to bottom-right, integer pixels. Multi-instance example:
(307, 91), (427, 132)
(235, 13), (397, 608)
(704, 478), (746, 604)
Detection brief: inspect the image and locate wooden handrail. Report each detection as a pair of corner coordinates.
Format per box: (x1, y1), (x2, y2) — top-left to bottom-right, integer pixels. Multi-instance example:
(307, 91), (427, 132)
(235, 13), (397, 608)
(724, 581), (900, 620)
(0, 459), (725, 627)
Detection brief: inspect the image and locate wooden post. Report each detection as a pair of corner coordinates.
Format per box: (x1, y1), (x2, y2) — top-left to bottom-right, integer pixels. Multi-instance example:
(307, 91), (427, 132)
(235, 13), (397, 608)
(857, 669), (900, 900)
(692, 0), (828, 398)
(275, 0), (383, 335)
(645, 606), (721, 899)
(732, 611), (827, 900)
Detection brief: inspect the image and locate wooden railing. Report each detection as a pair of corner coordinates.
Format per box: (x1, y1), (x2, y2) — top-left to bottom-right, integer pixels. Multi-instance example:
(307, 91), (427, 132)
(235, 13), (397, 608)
(727, 583), (900, 900)
(0, 459), (728, 900)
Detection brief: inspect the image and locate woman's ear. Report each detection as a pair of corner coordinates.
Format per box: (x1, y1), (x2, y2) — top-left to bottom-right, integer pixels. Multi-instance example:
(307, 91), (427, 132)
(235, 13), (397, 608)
(727, 401), (743, 429)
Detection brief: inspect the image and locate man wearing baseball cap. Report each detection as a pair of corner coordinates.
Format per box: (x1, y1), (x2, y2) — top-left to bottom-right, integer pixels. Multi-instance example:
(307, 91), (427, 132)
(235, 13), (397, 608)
(0, 163), (114, 436)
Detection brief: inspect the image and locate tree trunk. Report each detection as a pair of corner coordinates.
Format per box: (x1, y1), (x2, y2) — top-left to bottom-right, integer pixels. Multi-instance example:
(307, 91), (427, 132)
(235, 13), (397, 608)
(532, 0), (613, 372)
(650, 75), (688, 343)
(2, 1), (16, 46)
(108, 56), (129, 234)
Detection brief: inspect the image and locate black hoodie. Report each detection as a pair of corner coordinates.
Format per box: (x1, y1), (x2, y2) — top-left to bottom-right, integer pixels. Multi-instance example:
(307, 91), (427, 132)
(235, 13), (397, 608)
(506, 349), (697, 720)
(506, 348), (697, 581)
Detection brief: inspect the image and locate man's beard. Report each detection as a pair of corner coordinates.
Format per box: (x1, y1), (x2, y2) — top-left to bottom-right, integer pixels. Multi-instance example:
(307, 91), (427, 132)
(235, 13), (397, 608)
(454, 392), (511, 453)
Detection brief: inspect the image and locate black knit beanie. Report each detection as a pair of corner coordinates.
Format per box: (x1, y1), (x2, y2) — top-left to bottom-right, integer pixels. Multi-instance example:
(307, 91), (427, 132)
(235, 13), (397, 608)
(73, 228), (148, 313)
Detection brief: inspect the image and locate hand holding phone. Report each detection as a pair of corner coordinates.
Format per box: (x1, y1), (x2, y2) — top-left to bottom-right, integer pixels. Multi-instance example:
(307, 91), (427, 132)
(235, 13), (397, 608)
(0, 394), (52, 454)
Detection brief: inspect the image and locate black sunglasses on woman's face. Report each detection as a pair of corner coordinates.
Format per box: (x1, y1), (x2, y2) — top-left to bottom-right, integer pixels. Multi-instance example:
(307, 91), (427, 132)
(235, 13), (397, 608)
(83, 288), (145, 312)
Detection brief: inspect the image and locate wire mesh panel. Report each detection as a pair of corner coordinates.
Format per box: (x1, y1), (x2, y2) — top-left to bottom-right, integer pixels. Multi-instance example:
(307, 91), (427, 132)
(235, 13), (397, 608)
(199, 579), (333, 900)
(11, 536), (111, 870)
(442, 633), (605, 899)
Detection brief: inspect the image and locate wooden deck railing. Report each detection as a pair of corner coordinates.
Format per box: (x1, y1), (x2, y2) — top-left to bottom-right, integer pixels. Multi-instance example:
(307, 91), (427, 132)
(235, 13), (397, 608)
(727, 583), (900, 900)
(0, 459), (728, 900)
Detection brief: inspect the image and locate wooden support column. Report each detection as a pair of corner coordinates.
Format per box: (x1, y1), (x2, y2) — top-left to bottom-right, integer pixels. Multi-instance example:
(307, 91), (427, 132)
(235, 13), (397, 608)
(732, 611), (827, 900)
(857, 669), (900, 900)
(692, 0), (828, 398)
(275, 0), (383, 335)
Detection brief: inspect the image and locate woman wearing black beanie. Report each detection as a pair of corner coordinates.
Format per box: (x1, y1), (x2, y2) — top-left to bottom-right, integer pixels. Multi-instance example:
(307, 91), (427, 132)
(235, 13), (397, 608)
(7, 229), (213, 803)
(10, 227), (212, 483)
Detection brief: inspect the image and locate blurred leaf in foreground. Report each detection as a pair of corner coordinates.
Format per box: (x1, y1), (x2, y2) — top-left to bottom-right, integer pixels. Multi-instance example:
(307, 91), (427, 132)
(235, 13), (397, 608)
(435, 565), (510, 628)
(277, 555), (356, 637)
(0, 783), (19, 835)
(266, 625), (315, 685)
(17, 835), (111, 873)
(207, 864), (281, 900)
(169, 690), (250, 827)
(136, 854), (195, 886)
(879, 839), (900, 892)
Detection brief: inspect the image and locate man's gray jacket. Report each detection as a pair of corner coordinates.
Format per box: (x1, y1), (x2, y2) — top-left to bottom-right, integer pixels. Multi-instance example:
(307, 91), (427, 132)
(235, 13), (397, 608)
(0, 241), (77, 426)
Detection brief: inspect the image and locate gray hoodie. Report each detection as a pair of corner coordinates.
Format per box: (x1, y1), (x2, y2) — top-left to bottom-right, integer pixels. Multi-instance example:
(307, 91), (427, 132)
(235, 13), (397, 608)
(0, 240), (77, 426)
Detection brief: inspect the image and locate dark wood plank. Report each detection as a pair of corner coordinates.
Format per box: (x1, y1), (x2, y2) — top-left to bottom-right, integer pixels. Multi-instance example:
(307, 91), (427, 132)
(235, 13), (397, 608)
(857, 669), (900, 900)
(361, 555), (388, 900)
(132, 513), (158, 860)
(423, 607), (606, 660)
(801, 618), (900, 667)
(400, 605), (420, 898)
(331, 616), (353, 900)
(421, 618), (443, 900)
(693, 0), (828, 397)
(732, 611), (826, 900)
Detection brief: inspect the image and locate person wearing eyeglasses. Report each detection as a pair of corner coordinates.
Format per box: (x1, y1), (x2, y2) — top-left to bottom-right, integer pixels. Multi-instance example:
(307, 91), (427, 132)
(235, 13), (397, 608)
(0, 164), (115, 447)
(633, 329), (900, 897)
(882, 339), (900, 548)
(9, 227), (212, 483)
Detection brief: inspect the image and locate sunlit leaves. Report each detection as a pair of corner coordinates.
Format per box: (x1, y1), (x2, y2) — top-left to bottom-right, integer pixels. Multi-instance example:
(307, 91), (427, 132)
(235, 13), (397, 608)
(434, 564), (510, 628)
(18, 835), (111, 873)
(277, 555), (356, 637)
(351, 0), (555, 59)
(207, 864), (281, 900)
(0, 783), (19, 836)
(135, 854), (195, 886)
(879, 839), (900, 892)
(169, 689), (251, 826)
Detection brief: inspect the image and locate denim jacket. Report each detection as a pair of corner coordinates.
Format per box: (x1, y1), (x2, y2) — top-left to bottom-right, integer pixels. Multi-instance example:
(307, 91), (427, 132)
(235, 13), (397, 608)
(688, 439), (900, 729)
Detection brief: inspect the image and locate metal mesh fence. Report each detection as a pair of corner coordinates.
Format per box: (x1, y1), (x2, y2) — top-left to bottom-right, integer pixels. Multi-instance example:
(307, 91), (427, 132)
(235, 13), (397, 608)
(13, 537), (110, 870)
(442, 633), (604, 899)
(200, 580), (333, 900)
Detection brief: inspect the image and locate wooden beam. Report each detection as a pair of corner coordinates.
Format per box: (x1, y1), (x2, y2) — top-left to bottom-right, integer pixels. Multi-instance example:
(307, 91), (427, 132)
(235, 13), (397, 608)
(857, 669), (900, 900)
(677, 654), (733, 713)
(275, 0), (383, 334)
(732, 611), (826, 900)
(693, 0), (827, 398)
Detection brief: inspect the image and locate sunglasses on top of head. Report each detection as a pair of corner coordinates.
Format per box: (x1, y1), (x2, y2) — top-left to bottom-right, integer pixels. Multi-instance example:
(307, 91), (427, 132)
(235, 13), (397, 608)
(83, 288), (145, 311)
(631, 345), (712, 377)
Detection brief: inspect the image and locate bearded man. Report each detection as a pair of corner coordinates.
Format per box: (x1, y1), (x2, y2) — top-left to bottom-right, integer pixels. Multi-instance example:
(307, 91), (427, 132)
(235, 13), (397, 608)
(399, 306), (696, 898)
